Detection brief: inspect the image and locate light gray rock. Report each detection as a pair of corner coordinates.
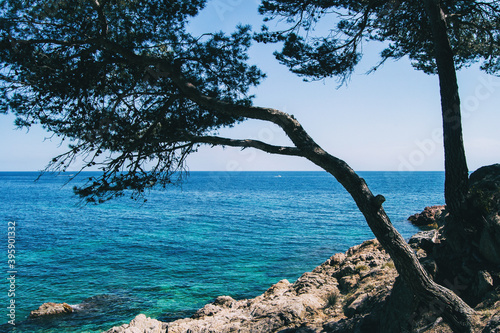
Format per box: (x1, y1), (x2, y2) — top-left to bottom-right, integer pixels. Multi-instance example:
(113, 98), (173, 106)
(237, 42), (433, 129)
(328, 253), (346, 266)
(29, 302), (73, 318)
(105, 314), (166, 333)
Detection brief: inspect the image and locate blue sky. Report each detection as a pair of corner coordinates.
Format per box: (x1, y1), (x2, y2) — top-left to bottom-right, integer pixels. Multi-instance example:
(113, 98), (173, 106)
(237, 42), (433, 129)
(1, 1), (499, 172)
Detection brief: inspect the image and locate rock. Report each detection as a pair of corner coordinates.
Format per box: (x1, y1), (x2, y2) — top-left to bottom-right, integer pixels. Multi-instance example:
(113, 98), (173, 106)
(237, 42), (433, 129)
(212, 295), (236, 307)
(474, 270), (494, 302)
(328, 253), (346, 266)
(339, 275), (359, 292)
(344, 293), (369, 317)
(29, 302), (73, 318)
(467, 164), (500, 264)
(408, 205), (447, 228)
(483, 312), (500, 333)
(368, 259), (382, 268)
(408, 230), (440, 253)
(337, 264), (356, 278)
(322, 317), (359, 333)
(105, 314), (166, 333)
(263, 279), (291, 297)
(192, 295), (237, 319)
(469, 164), (500, 194)
(479, 217), (500, 264)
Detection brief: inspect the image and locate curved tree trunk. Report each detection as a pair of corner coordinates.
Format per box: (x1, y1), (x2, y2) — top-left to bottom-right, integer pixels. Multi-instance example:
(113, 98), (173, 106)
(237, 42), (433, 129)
(422, 0), (469, 220)
(304, 149), (475, 332)
(166, 66), (476, 331)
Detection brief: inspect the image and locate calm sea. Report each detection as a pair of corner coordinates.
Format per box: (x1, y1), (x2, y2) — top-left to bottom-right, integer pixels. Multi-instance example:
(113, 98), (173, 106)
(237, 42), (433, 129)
(0, 171), (444, 332)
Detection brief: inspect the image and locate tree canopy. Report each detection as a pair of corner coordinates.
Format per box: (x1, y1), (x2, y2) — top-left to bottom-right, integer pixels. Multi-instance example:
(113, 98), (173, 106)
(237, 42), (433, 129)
(2, 1), (499, 204)
(258, 0), (500, 81)
(0, 0), (264, 201)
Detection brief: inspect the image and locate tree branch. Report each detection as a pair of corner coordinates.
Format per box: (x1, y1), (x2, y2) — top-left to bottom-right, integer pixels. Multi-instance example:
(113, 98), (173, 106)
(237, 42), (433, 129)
(89, 0), (109, 37)
(188, 135), (304, 157)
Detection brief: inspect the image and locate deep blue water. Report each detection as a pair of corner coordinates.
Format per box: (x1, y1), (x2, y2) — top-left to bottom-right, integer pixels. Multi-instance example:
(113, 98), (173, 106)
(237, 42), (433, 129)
(0, 171), (444, 332)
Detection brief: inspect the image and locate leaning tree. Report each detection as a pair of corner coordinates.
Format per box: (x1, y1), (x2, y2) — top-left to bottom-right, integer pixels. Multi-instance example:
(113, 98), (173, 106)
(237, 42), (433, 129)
(2, 0), (498, 331)
(257, 0), (500, 235)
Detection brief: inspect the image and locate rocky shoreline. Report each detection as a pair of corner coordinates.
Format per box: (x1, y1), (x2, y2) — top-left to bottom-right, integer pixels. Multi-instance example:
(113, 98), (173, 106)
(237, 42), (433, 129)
(104, 238), (396, 333)
(29, 231), (499, 332)
(102, 165), (500, 332)
(102, 233), (500, 333)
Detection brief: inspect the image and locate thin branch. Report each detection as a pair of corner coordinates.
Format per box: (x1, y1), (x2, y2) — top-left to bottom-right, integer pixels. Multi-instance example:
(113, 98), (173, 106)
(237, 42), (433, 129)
(188, 135), (304, 157)
(9, 36), (97, 47)
(89, 0), (109, 37)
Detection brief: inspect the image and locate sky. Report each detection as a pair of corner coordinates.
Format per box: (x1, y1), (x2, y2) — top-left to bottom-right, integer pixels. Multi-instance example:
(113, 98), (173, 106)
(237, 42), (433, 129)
(1, 1), (499, 172)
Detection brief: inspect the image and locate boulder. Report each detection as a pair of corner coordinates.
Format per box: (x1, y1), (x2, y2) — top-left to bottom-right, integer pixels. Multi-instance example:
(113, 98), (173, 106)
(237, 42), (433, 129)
(482, 312), (500, 333)
(327, 253), (346, 266)
(479, 225), (500, 264)
(344, 293), (369, 317)
(339, 275), (359, 292)
(408, 230), (440, 253)
(29, 302), (73, 318)
(473, 270), (494, 302)
(467, 164), (500, 264)
(408, 205), (447, 228)
(105, 314), (166, 333)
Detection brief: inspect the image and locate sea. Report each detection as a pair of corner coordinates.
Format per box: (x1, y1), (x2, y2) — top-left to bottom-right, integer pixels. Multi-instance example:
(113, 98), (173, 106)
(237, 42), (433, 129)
(0, 171), (444, 332)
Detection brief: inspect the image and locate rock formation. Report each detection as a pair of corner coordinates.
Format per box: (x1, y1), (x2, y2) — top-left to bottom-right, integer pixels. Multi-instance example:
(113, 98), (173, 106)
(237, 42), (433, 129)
(466, 164), (500, 265)
(103, 232), (500, 332)
(408, 205), (448, 228)
(106, 314), (167, 333)
(29, 302), (73, 318)
(101, 165), (500, 331)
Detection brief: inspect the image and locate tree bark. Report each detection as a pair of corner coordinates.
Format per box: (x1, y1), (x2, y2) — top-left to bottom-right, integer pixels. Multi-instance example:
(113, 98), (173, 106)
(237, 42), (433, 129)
(422, 0), (469, 220)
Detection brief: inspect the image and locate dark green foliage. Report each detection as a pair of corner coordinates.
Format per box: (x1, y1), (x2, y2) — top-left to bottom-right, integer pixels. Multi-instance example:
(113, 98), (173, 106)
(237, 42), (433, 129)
(0, 0), (264, 202)
(258, 0), (500, 80)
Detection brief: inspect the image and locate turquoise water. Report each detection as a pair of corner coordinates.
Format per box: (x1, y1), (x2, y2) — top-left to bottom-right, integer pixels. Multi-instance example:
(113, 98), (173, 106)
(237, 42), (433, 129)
(0, 171), (444, 332)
